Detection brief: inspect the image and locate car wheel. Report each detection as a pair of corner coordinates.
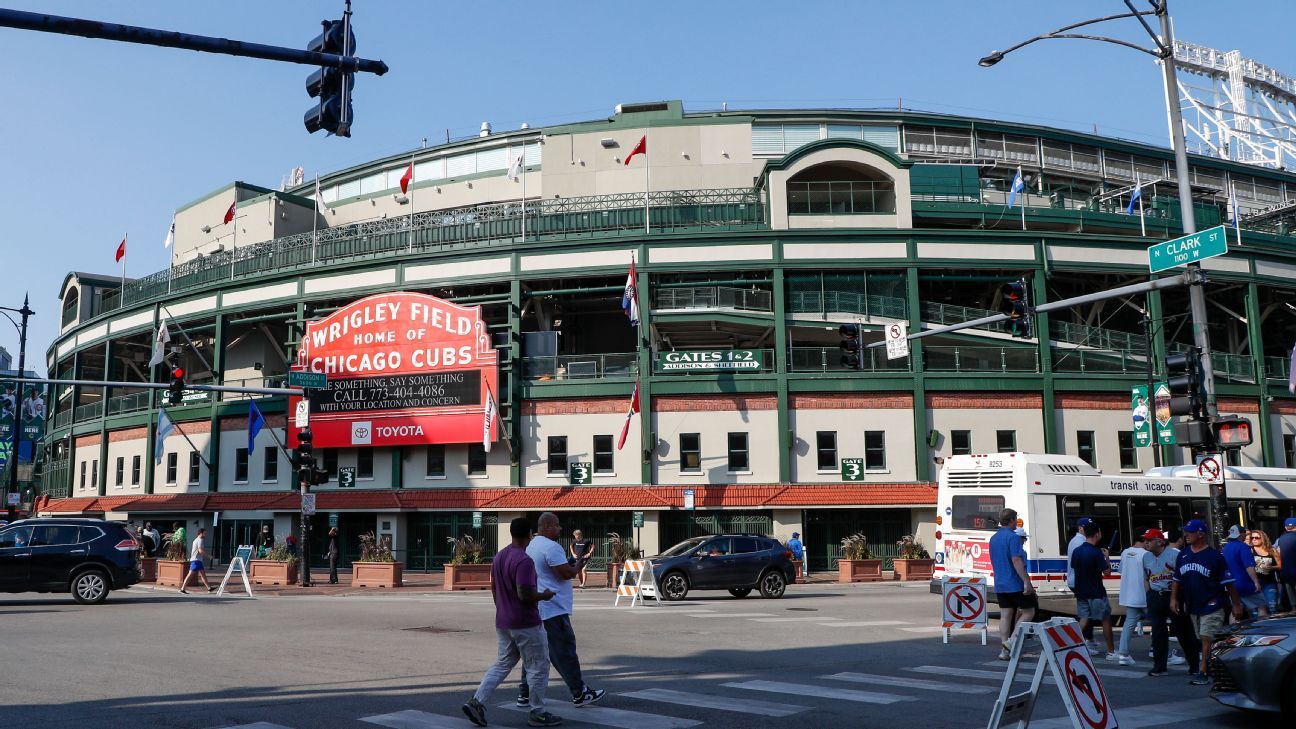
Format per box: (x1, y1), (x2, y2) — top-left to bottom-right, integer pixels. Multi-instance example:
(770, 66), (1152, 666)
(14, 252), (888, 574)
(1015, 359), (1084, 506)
(728, 587), (752, 598)
(71, 569), (110, 605)
(759, 570), (787, 599)
(660, 572), (690, 601)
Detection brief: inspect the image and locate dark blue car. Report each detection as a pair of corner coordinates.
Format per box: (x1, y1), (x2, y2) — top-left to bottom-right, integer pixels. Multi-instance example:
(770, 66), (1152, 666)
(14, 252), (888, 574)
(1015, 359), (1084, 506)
(650, 534), (796, 601)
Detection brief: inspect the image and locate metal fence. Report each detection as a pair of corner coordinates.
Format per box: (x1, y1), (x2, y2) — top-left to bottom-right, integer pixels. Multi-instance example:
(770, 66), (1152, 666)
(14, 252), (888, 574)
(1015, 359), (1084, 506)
(788, 347), (911, 373)
(654, 286), (773, 312)
(523, 354), (638, 381)
(788, 291), (907, 320)
(924, 346), (1040, 373)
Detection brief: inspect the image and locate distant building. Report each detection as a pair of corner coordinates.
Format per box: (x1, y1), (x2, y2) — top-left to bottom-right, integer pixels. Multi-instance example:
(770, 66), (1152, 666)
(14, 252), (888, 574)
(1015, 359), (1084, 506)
(0, 346), (11, 371)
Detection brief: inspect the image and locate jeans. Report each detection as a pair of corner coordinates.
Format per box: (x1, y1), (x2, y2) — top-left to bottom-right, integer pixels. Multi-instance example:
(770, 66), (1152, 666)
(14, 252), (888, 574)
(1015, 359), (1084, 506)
(521, 613), (587, 698)
(1258, 582), (1280, 613)
(1145, 590), (1199, 672)
(474, 626), (549, 712)
(1118, 605), (1145, 656)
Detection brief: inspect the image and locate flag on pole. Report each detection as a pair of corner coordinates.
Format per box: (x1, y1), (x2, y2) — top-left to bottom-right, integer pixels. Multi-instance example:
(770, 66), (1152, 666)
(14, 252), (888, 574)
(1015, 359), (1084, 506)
(1288, 344), (1296, 394)
(482, 383), (498, 453)
(247, 401), (266, 457)
(223, 201), (236, 225)
(163, 214), (175, 249)
(148, 321), (171, 368)
(1007, 167), (1025, 208)
(400, 161), (414, 194)
(1229, 182), (1241, 243)
(154, 410), (175, 465)
(622, 259), (640, 327)
(617, 380), (640, 450)
(507, 151), (525, 181)
(1127, 173), (1143, 215)
(115, 236), (127, 262)
(624, 135), (647, 165)
(314, 178), (330, 211)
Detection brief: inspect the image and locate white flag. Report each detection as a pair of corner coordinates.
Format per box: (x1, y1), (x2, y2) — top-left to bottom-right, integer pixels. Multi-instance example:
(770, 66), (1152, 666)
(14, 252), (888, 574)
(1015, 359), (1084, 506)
(148, 321), (170, 368)
(314, 179), (329, 211)
(163, 214), (175, 249)
(507, 152), (525, 182)
(483, 384), (498, 453)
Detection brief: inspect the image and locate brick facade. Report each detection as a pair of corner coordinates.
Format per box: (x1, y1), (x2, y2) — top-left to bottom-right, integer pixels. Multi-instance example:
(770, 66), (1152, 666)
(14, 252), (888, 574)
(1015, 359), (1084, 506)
(790, 393), (913, 409)
(522, 397), (627, 416)
(926, 393), (1043, 409)
(652, 394), (778, 412)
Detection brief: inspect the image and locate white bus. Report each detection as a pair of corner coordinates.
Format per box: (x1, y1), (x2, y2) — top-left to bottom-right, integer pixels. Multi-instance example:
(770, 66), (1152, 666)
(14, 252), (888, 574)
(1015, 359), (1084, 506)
(934, 452), (1296, 607)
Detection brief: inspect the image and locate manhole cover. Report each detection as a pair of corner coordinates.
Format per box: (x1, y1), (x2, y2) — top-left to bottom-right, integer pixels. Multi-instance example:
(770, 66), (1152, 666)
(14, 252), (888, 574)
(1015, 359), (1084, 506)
(401, 626), (469, 634)
(786, 607), (817, 612)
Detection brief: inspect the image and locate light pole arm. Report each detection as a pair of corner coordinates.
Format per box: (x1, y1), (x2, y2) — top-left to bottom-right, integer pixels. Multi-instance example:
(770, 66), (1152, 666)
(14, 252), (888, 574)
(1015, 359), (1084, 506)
(980, 10), (1161, 66)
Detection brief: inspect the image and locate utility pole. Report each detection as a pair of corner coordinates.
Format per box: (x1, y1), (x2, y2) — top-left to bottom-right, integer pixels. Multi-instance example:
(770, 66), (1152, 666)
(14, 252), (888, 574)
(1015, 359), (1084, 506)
(3, 295), (33, 521)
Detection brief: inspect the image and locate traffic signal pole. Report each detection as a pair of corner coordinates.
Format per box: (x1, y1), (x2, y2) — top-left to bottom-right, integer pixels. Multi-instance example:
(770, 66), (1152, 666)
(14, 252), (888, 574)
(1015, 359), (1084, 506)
(3, 295), (33, 522)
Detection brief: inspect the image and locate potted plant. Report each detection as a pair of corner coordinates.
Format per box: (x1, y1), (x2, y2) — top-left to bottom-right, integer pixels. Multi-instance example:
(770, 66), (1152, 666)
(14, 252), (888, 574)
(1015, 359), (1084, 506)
(606, 532), (638, 588)
(443, 534), (492, 591)
(155, 538), (188, 587)
(892, 535), (935, 581)
(837, 532), (883, 583)
(352, 531), (403, 588)
(249, 543), (300, 586)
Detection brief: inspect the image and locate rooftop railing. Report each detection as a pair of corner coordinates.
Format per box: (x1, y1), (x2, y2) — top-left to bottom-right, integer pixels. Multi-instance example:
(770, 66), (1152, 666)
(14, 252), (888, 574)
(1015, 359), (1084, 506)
(655, 286), (773, 312)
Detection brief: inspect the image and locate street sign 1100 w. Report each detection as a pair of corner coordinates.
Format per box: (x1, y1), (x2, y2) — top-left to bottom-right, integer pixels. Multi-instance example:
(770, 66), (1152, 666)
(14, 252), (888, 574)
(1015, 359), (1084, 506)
(1147, 224), (1227, 273)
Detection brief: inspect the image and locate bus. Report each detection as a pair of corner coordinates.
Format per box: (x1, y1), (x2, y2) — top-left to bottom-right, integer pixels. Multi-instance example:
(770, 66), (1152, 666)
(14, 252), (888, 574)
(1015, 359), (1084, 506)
(933, 452), (1296, 611)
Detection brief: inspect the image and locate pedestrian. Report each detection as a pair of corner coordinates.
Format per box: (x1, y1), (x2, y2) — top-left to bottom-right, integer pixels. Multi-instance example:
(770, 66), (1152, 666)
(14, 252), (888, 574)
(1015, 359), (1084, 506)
(518, 512), (606, 711)
(989, 509), (1036, 660)
(286, 533), (298, 559)
(1275, 518), (1296, 611)
(328, 527), (340, 584)
(1066, 516), (1098, 649)
(462, 517), (561, 728)
(178, 527), (215, 594)
(1115, 533), (1148, 665)
(1222, 524), (1265, 618)
(145, 522), (161, 557)
(787, 531), (805, 563)
(1141, 528), (1199, 677)
(1248, 529), (1281, 616)
(137, 525), (156, 558)
(1171, 519), (1246, 686)
(1072, 521), (1117, 660)
(169, 521), (187, 559)
(569, 530), (594, 588)
(258, 525), (274, 558)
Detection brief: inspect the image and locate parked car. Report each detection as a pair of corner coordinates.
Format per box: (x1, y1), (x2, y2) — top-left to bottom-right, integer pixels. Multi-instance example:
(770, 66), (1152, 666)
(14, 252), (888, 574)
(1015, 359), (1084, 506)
(0, 518), (141, 604)
(1208, 612), (1296, 714)
(650, 534), (796, 601)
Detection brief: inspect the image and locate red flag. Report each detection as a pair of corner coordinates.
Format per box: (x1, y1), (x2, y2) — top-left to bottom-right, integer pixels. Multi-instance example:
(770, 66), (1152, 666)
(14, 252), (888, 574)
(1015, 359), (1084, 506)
(400, 162), (414, 194)
(624, 135), (647, 166)
(115, 237), (126, 262)
(617, 380), (640, 450)
(223, 201), (236, 224)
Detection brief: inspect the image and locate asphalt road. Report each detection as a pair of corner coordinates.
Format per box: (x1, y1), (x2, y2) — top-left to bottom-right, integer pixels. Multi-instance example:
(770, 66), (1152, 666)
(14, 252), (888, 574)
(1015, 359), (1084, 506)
(0, 581), (1282, 729)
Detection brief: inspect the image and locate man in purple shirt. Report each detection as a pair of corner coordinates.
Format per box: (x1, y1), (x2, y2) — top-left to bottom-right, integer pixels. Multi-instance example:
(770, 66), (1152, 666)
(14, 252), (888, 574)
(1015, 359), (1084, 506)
(463, 518), (563, 728)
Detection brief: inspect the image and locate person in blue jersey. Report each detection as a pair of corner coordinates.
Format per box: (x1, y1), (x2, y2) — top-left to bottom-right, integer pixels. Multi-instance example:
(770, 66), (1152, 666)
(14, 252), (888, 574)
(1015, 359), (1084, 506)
(1170, 519), (1245, 686)
(1072, 521), (1117, 660)
(1221, 525), (1264, 618)
(989, 508), (1035, 660)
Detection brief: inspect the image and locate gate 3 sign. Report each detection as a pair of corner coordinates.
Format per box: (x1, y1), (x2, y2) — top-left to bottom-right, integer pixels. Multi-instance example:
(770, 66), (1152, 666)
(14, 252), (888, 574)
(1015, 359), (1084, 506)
(288, 292), (499, 449)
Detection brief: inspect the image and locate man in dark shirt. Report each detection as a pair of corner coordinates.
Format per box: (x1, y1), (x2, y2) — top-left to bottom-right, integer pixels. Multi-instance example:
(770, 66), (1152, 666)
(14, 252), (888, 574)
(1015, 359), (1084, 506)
(1276, 518), (1296, 611)
(1172, 519), (1245, 686)
(463, 518), (562, 728)
(1072, 521), (1116, 660)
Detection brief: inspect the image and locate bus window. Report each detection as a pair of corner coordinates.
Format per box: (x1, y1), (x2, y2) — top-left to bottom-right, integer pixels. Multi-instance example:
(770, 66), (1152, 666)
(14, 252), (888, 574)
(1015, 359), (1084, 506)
(1128, 499), (1184, 541)
(1061, 498), (1127, 553)
(951, 495), (1004, 531)
(1248, 502), (1287, 539)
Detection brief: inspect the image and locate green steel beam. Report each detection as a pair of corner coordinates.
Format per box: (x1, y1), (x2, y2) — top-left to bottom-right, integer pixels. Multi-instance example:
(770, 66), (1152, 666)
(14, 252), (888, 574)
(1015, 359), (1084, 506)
(1245, 283), (1274, 466)
(772, 267), (791, 483)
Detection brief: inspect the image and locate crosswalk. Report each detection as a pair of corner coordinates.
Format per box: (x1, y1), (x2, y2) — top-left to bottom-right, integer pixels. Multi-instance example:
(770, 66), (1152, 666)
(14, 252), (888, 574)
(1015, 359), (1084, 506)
(215, 655), (1233, 729)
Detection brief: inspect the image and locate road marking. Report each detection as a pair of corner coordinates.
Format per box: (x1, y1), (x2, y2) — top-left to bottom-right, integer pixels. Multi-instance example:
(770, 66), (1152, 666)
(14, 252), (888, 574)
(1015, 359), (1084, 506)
(724, 680), (914, 705)
(748, 616), (842, 623)
(219, 724), (294, 729)
(822, 620), (912, 627)
(823, 671), (996, 694)
(976, 660), (1148, 679)
(498, 703), (700, 729)
(622, 688), (809, 717)
(360, 710), (473, 729)
(906, 666), (1030, 682)
(898, 627), (949, 633)
(1028, 699), (1230, 729)
(684, 613), (773, 618)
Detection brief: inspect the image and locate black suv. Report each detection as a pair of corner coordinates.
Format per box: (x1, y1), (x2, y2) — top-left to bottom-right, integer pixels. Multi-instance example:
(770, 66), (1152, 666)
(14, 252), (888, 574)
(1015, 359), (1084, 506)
(650, 534), (796, 601)
(0, 518), (141, 604)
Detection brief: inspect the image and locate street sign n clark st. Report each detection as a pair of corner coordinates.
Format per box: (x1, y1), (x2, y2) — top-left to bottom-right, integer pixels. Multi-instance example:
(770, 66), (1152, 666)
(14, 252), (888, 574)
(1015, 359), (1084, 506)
(1147, 224), (1227, 274)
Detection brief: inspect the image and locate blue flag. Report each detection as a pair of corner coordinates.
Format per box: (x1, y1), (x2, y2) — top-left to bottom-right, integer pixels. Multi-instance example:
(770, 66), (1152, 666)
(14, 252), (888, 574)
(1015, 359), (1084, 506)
(154, 410), (174, 465)
(248, 401), (266, 457)
(1007, 167), (1025, 208)
(1126, 175), (1142, 215)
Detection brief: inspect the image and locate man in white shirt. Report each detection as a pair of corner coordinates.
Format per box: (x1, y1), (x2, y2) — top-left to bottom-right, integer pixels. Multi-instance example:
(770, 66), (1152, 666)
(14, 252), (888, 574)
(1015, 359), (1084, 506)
(178, 527), (215, 594)
(1116, 534), (1148, 665)
(1066, 517), (1097, 648)
(519, 512), (606, 710)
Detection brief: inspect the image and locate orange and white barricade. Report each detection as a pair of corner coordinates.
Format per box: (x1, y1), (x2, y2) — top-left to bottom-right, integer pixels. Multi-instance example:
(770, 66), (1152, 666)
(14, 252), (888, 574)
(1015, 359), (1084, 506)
(613, 559), (660, 607)
(987, 617), (1120, 729)
(941, 575), (988, 644)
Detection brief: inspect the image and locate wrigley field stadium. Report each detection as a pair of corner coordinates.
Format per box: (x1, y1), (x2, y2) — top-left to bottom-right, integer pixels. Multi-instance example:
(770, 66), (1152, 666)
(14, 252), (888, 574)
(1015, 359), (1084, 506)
(32, 99), (1296, 574)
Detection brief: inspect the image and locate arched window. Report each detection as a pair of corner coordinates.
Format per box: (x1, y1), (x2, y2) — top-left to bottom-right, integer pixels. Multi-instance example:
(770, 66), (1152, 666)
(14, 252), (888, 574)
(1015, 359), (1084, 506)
(787, 162), (896, 215)
(61, 288), (80, 327)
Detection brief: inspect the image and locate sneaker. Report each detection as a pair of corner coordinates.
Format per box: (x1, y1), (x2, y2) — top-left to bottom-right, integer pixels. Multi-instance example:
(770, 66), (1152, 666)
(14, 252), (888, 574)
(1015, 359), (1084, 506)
(462, 697), (487, 727)
(1169, 653), (1187, 666)
(1104, 652), (1120, 662)
(1147, 669), (1168, 677)
(516, 691), (531, 708)
(528, 710), (563, 727)
(1086, 645), (1102, 656)
(997, 646), (1012, 661)
(1147, 649), (1154, 659)
(178, 589), (188, 594)
(1189, 672), (1211, 686)
(1118, 654), (1135, 666)
(573, 688), (605, 707)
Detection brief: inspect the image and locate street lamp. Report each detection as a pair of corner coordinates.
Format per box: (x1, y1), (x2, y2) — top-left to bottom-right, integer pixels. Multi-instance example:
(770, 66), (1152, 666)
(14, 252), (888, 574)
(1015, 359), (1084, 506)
(1, 294), (34, 521)
(978, 0), (1225, 539)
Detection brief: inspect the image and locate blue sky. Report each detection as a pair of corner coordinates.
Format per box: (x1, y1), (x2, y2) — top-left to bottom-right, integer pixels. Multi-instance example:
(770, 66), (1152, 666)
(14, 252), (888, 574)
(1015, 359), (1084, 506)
(2, 0), (1293, 362)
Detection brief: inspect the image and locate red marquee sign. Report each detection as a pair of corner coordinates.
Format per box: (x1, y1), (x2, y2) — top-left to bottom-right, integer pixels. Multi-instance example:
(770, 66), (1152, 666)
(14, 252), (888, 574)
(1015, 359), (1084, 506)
(288, 292), (499, 449)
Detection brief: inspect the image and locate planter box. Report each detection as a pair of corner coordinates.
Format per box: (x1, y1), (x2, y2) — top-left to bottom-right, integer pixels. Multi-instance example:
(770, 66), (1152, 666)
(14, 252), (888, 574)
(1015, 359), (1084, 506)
(608, 562), (623, 588)
(837, 558), (884, 583)
(249, 559), (299, 586)
(790, 559), (805, 584)
(156, 560), (188, 587)
(892, 558), (935, 582)
(138, 557), (157, 583)
(443, 563), (492, 591)
(352, 561), (403, 588)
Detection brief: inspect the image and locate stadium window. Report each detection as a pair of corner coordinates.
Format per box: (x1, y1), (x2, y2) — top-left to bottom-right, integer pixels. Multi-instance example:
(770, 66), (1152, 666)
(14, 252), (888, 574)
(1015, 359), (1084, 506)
(322, 449), (338, 478)
(115, 457), (124, 487)
(951, 430), (972, 456)
(468, 444), (488, 475)
(80, 461), (86, 489)
(816, 431), (838, 471)
(680, 434), (701, 473)
(234, 448), (249, 483)
(1077, 431), (1097, 467)
(357, 449), (374, 479)
(91, 460), (97, 489)
(166, 453), (178, 484)
(188, 452), (201, 484)
(1118, 431), (1138, 471)
(593, 435), (614, 474)
(996, 430), (1016, 453)
(426, 445), (446, 478)
(1285, 434), (1296, 468)
(547, 436), (568, 475)
(263, 450), (278, 482)
(864, 431), (886, 471)
(131, 455), (141, 486)
(727, 432), (750, 473)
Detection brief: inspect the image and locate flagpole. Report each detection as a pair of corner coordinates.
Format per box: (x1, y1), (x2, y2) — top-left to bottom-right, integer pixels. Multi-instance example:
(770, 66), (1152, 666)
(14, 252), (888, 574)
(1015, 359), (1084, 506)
(407, 152), (416, 253)
(521, 152), (527, 243)
(121, 231), (127, 296)
(312, 175), (320, 265)
(643, 129), (650, 235)
(230, 204), (238, 281)
(167, 215), (174, 295)
(1137, 180), (1146, 237)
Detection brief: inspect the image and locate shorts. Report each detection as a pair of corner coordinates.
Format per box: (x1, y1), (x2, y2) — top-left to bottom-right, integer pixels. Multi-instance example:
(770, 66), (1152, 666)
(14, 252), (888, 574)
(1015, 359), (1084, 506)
(1076, 597), (1112, 621)
(997, 591), (1039, 610)
(1239, 592), (1267, 612)
(189, 560), (205, 572)
(1190, 609), (1227, 639)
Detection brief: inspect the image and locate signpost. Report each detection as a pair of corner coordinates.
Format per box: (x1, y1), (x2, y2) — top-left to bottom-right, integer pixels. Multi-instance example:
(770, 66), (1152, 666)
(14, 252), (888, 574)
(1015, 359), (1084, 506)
(569, 462), (592, 485)
(655, 349), (762, 372)
(287, 370), (328, 390)
(328, 512), (339, 528)
(940, 576), (988, 644)
(1196, 454), (1223, 485)
(1130, 385), (1152, 448)
(632, 511), (645, 528)
(987, 617), (1120, 729)
(885, 322), (910, 360)
(301, 492), (316, 516)
(1147, 224), (1227, 273)
(1153, 382), (1176, 445)
(683, 489), (695, 510)
(294, 399), (311, 429)
(841, 458), (864, 482)
(338, 466), (356, 488)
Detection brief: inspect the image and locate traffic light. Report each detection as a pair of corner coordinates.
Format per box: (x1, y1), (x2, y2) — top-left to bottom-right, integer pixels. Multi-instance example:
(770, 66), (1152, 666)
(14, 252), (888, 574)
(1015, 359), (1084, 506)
(1165, 351), (1206, 419)
(999, 280), (1031, 338)
(839, 323), (861, 370)
(296, 427), (315, 486)
(304, 19), (355, 137)
(312, 467), (330, 486)
(1212, 416), (1253, 449)
(168, 368), (186, 407)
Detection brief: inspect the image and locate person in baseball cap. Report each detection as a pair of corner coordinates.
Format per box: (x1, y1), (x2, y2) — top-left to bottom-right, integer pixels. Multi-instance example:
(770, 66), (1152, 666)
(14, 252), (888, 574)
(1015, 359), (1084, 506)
(1141, 527), (1197, 677)
(1066, 516), (1097, 647)
(1277, 519), (1296, 611)
(1182, 519), (1207, 534)
(1173, 517), (1245, 685)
